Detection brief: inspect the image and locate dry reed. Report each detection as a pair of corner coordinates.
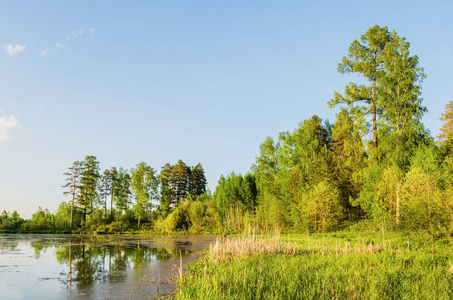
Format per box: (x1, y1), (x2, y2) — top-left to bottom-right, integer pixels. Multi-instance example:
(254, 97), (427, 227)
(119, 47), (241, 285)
(209, 233), (298, 263)
(209, 233), (405, 263)
(178, 249), (183, 281)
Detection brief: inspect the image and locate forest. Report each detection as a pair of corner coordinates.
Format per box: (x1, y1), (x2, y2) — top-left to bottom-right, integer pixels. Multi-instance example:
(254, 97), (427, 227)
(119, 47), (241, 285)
(2, 25), (453, 240)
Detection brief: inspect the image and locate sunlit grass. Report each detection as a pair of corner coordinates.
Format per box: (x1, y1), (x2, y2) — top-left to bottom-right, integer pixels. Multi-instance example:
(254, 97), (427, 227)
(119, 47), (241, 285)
(176, 231), (453, 299)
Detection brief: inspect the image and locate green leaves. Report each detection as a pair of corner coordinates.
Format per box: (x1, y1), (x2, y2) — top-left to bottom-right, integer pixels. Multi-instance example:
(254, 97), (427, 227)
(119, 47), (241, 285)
(302, 181), (343, 233)
(130, 162), (158, 227)
(438, 100), (453, 156)
(330, 25), (426, 149)
(113, 167), (132, 216)
(158, 160), (208, 216)
(62, 160), (82, 228)
(78, 156), (100, 219)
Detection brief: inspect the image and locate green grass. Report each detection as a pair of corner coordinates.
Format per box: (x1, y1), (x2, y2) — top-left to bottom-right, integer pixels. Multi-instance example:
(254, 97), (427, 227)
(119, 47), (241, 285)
(176, 232), (453, 299)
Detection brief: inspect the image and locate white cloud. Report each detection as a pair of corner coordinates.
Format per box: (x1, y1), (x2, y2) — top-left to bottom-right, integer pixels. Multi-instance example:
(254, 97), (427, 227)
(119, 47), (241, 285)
(40, 48), (48, 57)
(40, 26), (94, 57)
(0, 110), (22, 143)
(54, 42), (64, 52)
(5, 44), (26, 57)
(66, 26), (95, 40)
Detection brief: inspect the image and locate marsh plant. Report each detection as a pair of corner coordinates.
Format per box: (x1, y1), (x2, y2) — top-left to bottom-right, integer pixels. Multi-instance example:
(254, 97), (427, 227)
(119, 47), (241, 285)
(177, 232), (453, 300)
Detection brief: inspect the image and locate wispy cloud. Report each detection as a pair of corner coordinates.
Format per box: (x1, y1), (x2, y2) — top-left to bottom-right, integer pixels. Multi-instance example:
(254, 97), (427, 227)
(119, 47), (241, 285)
(40, 48), (49, 57)
(41, 26), (94, 57)
(54, 42), (65, 52)
(5, 44), (26, 57)
(0, 110), (22, 143)
(66, 26), (95, 40)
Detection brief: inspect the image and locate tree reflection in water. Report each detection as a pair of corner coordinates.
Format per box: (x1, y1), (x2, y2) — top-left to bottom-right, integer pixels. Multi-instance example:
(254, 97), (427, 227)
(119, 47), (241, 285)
(0, 239), (19, 252)
(0, 235), (214, 298)
(45, 238), (192, 292)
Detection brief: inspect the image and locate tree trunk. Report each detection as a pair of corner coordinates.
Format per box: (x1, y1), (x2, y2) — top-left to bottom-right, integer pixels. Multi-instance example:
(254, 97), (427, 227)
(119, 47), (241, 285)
(372, 76), (378, 147)
(111, 185), (114, 214)
(70, 192), (75, 228)
(69, 240), (72, 291)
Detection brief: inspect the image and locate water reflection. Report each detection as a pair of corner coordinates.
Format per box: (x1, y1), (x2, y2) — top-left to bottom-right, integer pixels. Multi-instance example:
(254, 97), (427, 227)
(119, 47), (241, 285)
(0, 238), (18, 252)
(51, 240), (191, 289)
(0, 234), (216, 299)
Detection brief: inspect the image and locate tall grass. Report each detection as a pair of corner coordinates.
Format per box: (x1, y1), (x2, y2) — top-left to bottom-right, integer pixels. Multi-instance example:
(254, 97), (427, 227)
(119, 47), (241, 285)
(209, 230), (410, 263)
(177, 232), (453, 299)
(209, 234), (297, 263)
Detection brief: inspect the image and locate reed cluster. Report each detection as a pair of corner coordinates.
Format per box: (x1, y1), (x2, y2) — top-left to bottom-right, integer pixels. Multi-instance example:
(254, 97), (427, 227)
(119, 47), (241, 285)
(209, 234), (297, 263)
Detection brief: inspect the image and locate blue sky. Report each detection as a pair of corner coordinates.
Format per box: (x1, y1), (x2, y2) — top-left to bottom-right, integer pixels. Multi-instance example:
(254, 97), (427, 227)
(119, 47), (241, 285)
(1, 1), (452, 218)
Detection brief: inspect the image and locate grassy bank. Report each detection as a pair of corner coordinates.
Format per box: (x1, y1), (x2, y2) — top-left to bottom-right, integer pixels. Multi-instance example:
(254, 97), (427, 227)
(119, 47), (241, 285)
(176, 232), (453, 299)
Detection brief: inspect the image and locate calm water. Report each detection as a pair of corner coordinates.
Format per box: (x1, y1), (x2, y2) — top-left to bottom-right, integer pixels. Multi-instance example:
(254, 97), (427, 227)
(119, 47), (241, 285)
(0, 234), (217, 299)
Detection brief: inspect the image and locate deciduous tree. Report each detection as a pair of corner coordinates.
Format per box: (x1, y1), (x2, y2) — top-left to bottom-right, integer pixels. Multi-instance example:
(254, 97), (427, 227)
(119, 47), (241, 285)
(438, 100), (453, 155)
(113, 167), (132, 219)
(131, 162), (158, 227)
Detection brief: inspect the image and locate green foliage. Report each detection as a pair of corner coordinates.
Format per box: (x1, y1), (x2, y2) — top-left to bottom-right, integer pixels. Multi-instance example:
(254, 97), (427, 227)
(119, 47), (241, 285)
(196, 190), (213, 203)
(379, 30), (426, 135)
(0, 210), (24, 231)
(410, 143), (440, 174)
(99, 168), (114, 213)
(187, 200), (221, 234)
(172, 160), (191, 206)
(331, 110), (366, 219)
(400, 168), (444, 235)
(113, 167), (132, 217)
(329, 25), (391, 144)
(62, 160), (82, 228)
(372, 166), (403, 227)
(158, 204), (190, 233)
(154, 200), (221, 234)
(79, 156), (101, 220)
(30, 207), (55, 231)
(301, 181), (343, 233)
(130, 161), (159, 227)
(213, 172), (257, 217)
(329, 25), (426, 149)
(438, 100), (453, 142)
(16, 25), (453, 240)
(438, 100), (453, 156)
(84, 208), (106, 231)
(189, 163), (208, 198)
(54, 201), (72, 229)
(188, 201), (206, 232)
(159, 160), (208, 214)
(253, 115), (339, 231)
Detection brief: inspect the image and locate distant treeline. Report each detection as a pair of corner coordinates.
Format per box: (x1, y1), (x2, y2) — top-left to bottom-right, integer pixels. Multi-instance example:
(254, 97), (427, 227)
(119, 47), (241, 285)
(3, 25), (453, 237)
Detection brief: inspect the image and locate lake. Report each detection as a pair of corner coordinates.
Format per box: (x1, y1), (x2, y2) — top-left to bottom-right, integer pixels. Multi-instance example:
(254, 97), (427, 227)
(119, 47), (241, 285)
(0, 234), (217, 299)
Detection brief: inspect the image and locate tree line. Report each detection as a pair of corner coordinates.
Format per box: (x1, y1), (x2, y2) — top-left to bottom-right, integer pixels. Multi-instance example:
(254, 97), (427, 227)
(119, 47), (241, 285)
(56, 158), (207, 231)
(3, 25), (453, 237)
(251, 25), (453, 236)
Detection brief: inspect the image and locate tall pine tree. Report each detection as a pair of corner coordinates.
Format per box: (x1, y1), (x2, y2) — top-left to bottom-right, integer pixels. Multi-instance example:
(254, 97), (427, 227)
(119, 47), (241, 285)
(63, 160), (82, 228)
(79, 156), (100, 222)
